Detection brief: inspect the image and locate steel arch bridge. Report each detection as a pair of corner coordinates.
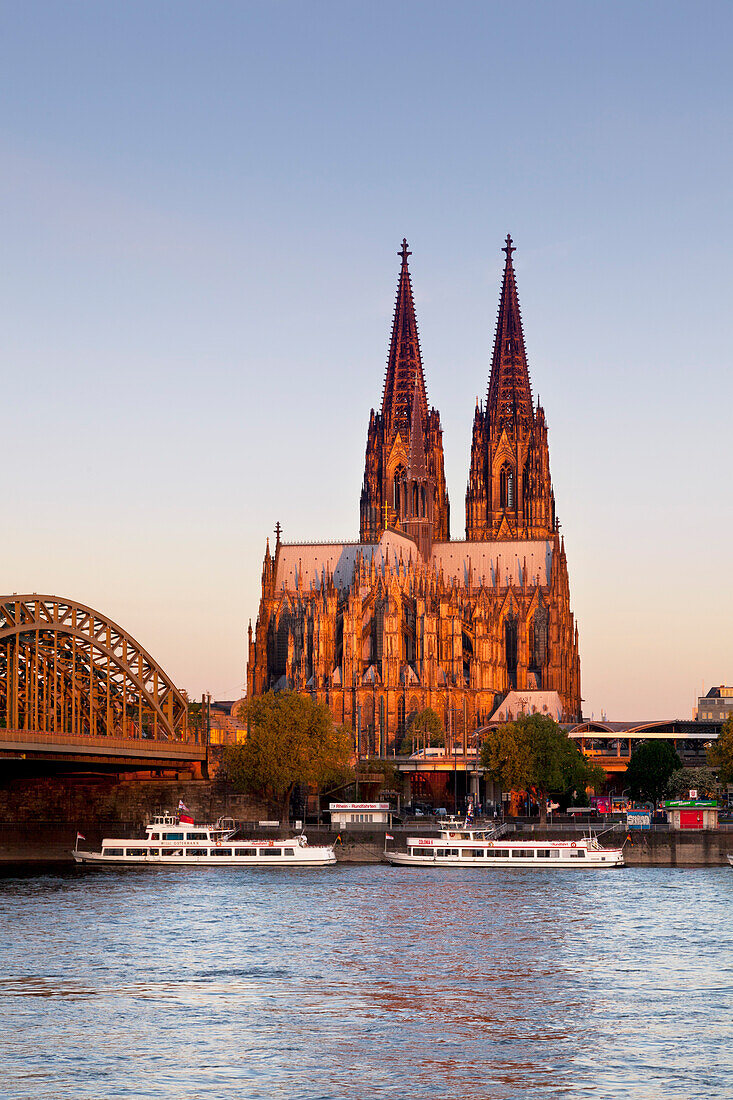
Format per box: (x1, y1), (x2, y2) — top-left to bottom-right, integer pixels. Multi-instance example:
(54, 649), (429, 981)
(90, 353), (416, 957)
(0, 595), (190, 744)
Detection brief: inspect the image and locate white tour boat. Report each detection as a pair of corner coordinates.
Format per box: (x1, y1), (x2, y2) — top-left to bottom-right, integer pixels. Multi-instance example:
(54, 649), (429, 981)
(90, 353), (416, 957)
(73, 811), (336, 867)
(385, 819), (624, 868)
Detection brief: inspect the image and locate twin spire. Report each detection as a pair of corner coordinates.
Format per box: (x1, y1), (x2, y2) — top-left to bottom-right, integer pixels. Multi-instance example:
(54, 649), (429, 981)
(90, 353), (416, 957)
(381, 238), (429, 436)
(363, 234), (543, 549)
(487, 234), (534, 431)
(381, 233), (534, 437)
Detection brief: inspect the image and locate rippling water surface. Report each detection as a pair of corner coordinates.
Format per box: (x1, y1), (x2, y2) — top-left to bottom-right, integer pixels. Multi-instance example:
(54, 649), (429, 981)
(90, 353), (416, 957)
(1, 864), (731, 1099)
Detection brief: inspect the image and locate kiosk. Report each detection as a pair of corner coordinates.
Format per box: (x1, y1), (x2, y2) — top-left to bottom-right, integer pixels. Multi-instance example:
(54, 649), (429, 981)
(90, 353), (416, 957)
(663, 799), (718, 831)
(329, 802), (391, 827)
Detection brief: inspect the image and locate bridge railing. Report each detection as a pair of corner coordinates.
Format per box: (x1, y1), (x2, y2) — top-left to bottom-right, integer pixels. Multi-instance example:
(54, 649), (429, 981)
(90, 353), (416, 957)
(0, 728), (205, 758)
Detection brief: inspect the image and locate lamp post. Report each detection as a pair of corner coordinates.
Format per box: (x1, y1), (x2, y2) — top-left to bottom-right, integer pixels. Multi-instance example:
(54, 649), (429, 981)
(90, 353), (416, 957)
(356, 702), (361, 801)
(451, 706), (457, 813)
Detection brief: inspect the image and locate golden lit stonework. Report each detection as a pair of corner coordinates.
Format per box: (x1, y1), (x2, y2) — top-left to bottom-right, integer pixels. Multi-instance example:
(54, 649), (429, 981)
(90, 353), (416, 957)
(247, 239), (581, 749)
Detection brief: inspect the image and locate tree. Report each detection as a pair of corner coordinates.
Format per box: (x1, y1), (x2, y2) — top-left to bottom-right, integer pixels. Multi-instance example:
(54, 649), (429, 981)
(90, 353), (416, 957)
(666, 766), (718, 799)
(480, 713), (604, 824)
(708, 715), (733, 785)
(400, 708), (445, 754)
(624, 740), (682, 804)
(224, 692), (353, 818)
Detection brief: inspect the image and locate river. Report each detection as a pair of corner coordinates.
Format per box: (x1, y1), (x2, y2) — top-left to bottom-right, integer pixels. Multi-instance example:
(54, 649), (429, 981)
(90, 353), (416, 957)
(1, 864), (731, 1099)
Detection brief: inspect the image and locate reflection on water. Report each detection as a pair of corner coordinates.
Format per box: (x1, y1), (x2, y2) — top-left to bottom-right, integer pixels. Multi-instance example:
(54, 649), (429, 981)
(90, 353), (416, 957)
(1, 866), (731, 1099)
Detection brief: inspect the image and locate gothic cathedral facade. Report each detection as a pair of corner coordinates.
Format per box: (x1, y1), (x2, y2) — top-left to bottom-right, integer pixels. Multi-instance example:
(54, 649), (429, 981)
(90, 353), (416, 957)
(247, 238), (582, 748)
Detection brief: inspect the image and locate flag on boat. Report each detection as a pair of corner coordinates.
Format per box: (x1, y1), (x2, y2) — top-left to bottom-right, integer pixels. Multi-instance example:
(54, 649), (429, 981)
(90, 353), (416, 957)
(385, 833), (394, 841)
(179, 814), (194, 824)
(178, 800), (189, 811)
(76, 833), (85, 841)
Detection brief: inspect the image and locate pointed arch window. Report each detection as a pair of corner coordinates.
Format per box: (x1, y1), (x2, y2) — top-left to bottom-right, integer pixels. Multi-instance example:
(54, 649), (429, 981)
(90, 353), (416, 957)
(393, 467), (404, 513)
(500, 464), (515, 509)
(505, 613), (518, 687)
(531, 605), (548, 672)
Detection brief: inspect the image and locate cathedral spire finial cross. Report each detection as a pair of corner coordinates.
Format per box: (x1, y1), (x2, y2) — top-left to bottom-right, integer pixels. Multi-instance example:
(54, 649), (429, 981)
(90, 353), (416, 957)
(398, 238), (411, 263)
(503, 234), (515, 261)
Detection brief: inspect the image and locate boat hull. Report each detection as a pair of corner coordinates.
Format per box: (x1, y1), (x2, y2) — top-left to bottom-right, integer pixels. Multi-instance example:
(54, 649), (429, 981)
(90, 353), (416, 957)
(385, 850), (624, 868)
(73, 848), (336, 867)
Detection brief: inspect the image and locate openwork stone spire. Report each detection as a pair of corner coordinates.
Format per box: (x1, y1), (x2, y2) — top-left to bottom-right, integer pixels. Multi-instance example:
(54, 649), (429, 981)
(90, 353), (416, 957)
(381, 239), (429, 434)
(487, 235), (534, 432)
(360, 240), (449, 544)
(466, 236), (555, 541)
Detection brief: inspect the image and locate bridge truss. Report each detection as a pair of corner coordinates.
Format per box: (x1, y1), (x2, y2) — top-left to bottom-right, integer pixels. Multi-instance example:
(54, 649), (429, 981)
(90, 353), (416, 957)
(0, 596), (189, 742)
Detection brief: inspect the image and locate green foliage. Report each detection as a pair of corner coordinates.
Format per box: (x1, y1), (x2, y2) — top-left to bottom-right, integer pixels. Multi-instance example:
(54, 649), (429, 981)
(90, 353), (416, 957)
(480, 713), (604, 822)
(624, 740), (682, 803)
(355, 756), (400, 791)
(223, 692), (353, 816)
(665, 766), (718, 799)
(708, 715), (733, 785)
(400, 707), (445, 754)
(187, 702), (204, 735)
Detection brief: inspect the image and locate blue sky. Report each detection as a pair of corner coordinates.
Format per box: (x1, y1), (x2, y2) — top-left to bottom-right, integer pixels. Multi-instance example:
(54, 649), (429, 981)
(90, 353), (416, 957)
(2, 1), (732, 718)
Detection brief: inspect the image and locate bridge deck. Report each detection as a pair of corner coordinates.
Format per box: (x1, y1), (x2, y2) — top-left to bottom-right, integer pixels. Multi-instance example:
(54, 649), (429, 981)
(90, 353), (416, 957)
(0, 729), (206, 763)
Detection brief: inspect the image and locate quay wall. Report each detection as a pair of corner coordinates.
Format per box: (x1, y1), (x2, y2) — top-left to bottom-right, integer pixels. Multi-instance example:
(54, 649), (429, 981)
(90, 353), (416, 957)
(309, 825), (733, 866)
(1, 776), (731, 866)
(0, 776), (269, 862)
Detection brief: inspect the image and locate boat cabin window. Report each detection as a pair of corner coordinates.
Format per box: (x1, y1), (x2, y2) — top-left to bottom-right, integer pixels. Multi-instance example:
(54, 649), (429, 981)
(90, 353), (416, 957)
(570, 849), (585, 858)
(283, 848), (295, 856)
(211, 848), (232, 856)
(409, 848), (430, 857)
(550, 849), (561, 858)
(513, 849), (534, 858)
(537, 850), (551, 858)
(468, 849), (484, 857)
(126, 848), (147, 856)
(186, 832), (208, 840)
(163, 832), (184, 840)
(235, 848), (257, 857)
(162, 849), (182, 857)
(103, 847), (124, 856)
(149, 833), (160, 840)
(148, 849), (159, 856)
(186, 849), (202, 857)
(263, 848), (282, 857)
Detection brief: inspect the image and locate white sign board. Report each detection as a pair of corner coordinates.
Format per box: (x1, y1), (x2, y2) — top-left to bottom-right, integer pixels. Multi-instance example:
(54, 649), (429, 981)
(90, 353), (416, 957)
(329, 803), (390, 811)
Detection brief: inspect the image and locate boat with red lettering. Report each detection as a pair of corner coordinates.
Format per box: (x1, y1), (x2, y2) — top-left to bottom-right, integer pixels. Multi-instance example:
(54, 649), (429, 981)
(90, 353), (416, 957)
(72, 810), (336, 867)
(384, 819), (624, 868)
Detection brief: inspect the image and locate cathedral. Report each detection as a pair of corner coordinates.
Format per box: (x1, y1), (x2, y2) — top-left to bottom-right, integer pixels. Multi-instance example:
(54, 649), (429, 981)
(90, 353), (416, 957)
(247, 237), (582, 750)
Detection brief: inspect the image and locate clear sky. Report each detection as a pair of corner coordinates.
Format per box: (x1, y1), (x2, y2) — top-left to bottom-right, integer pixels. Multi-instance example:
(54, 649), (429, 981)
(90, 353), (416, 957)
(2, 1), (732, 720)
